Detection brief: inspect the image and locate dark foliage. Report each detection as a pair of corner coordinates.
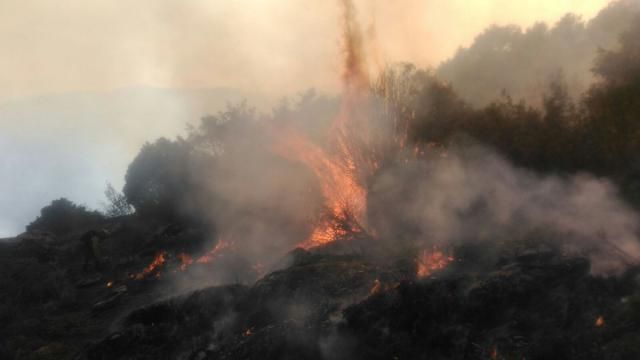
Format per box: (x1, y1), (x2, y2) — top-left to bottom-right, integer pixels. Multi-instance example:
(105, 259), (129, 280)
(103, 183), (133, 218)
(123, 138), (194, 222)
(26, 198), (103, 236)
(385, 16), (640, 206)
(437, 0), (640, 106)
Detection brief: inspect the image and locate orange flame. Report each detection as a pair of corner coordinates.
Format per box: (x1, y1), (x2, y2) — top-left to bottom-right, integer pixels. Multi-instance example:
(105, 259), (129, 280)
(369, 279), (383, 295)
(416, 247), (454, 278)
(134, 251), (166, 280)
(266, 1), (379, 250)
(177, 253), (193, 271)
(595, 315), (605, 327)
(196, 239), (234, 264)
(106, 281), (113, 288)
(274, 127), (368, 249)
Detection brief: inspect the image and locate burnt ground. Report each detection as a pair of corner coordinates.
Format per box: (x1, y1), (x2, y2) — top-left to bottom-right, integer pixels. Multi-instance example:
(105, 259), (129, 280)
(3, 220), (640, 360)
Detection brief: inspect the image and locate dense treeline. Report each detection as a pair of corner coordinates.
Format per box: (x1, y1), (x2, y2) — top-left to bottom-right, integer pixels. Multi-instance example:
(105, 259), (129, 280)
(437, 0), (640, 106)
(25, 2), (640, 235)
(117, 11), (640, 227)
(393, 16), (640, 204)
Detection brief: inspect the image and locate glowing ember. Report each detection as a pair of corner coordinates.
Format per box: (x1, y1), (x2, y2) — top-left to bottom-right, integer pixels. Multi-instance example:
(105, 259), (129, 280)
(252, 262), (265, 277)
(106, 281), (113, 288)
(595, 315), (605, 327)
(369, 279), (382, 295)
(243, 327), (254, 337)
(416, 247), (454, 278)
(196, 239), (234, 264)
(134, 251), (166, 280)
(177, 253), (193, 271)
(490, 345), (498, 360)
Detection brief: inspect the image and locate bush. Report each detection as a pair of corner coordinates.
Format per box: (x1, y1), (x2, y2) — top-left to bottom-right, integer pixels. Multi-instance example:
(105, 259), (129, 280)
(123, 138), (193, 221)
(26, 198), (103, 236)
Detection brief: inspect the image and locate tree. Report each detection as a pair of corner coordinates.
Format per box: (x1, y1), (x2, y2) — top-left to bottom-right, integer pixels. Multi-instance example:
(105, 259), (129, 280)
(103, 183), (134, 217)
(123, 138), (193, 221)
(27, 198), (103, 236)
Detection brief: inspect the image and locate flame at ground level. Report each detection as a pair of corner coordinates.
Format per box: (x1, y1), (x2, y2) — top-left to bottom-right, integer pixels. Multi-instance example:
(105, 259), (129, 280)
(273, 130), (368, 249)
(134, 251), (166, 280)
(416, 247), (454, 278)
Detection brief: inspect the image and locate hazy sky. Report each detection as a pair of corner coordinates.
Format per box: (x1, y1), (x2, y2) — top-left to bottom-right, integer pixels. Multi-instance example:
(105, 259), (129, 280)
(0, 0), (613, 237)
(0, 0), (611, 102)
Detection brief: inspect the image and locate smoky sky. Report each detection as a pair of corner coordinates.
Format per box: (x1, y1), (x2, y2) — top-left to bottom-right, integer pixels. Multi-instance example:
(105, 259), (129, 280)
(0, 1), (615, 237)
(0, 0), (611, 102)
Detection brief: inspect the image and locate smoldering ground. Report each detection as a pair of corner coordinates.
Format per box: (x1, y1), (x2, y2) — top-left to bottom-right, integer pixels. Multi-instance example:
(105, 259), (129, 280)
(369, 144), (640, 275)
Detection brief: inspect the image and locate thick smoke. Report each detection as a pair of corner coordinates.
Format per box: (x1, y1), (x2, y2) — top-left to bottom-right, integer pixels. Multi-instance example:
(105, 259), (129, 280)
(369, 145), (640, 275)
(162, 0), (640, 287)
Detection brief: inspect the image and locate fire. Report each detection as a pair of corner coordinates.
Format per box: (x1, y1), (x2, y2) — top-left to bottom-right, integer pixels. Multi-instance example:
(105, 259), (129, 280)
(196, 239), (234, 264)
(416, 247), (454, 278)
(132, 240), (233, 279)
(490, 345), (498, 360)
(134, 251), (166, 280)
(177, 253), (193, 271)
(274, 128), (369, 249)
(243, 327), (254, 337)
(595, 315), (605, 327)
(369, 278), (398, 295)
(252, 262), (265, 277)
(264, 0), (380, 250)
(106, 281), (113, 288)
(369, 279), (382, 295)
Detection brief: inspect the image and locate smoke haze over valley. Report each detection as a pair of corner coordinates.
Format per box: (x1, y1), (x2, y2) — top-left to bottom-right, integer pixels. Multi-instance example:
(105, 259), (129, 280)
(5, 2), (640, 359)
(0, 0), (626, 237)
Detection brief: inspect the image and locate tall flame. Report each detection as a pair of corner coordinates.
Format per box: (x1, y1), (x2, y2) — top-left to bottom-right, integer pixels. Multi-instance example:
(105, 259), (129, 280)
(273, 0), (377, 249)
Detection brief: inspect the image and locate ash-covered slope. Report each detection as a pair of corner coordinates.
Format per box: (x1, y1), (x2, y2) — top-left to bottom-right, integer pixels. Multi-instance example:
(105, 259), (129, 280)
(4, 216), (640, 360)
(81, 243), (640, 360)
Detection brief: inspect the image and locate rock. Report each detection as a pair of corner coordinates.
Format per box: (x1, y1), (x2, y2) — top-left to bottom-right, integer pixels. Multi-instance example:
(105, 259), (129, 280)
(92, 293), (123, 313)
(76, 275), (103, 288)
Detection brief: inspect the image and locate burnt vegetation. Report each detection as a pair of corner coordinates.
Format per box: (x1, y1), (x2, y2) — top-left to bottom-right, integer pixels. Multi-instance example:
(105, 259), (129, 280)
(5, 1), (640, 359)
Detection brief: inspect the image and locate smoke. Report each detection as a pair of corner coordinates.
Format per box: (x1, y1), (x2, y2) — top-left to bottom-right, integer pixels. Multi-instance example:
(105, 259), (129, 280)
(437, 0), (640, 106)
(160, 0), (640, 287)
(369, 144), (640, 275)
(340, 0), (370, 94)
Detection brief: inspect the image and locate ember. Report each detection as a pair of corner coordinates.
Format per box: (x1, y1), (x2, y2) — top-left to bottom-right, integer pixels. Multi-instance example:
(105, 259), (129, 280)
(106, 281), (113, 288)
(369, 279), (382, 295)
(252, 262), (265, 277)
(416, 247), (454, 278)
(177, 253), (193, 271)
(490, 345), (498, 360)
(195, 239), (234, 264)
(595, 315), (605, 327)
(134, 251), (166, 280)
